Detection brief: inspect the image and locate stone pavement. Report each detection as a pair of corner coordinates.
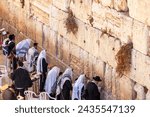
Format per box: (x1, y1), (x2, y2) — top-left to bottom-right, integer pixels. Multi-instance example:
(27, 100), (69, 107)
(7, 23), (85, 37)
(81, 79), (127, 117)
(0, 49), (12, 99)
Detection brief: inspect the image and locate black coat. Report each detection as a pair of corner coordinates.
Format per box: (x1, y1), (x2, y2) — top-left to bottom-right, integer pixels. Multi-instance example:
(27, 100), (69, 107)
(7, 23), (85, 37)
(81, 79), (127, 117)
(84, 82), (100, 100)
(61, 80), (72, 100)
(12, 67), (32, 88)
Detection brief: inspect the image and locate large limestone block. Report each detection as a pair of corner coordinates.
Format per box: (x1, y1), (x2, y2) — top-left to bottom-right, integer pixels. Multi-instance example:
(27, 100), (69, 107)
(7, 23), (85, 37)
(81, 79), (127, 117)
(132, 20), (150, 55)
(76, 20), (86, 48)
(82, 51), (90, 77)
(50, 17), (59, 32)
(30, 2), (50, 24)
(92, 3), (133, 43)
(42, 25), (50, 49)
(49, 30), (58, 55)
(100, 0), (113, 8)
(114, 39), (121, 55)
(52, 0), (71, 11)
(56, 35), (63, 60)
(83, 25), (101, 57)
(70, 43), (80, 58)
(111, 69), (118, 99)
(26, 19), (36, 41)
(134, 83), (145, 100)
(119, 76), (135, 100)
(146, 90), (150, 100)
(92, 57), (105, 78)
(99, 34), (117, 67)
(114, 0), (128, 11)
(125, 49), (136, 79)
(62, 38), (70, 65)
(131, 51), (150, 89)
(120, 16), (133, 43)
(128, 0), (150, 26)
(58, 19), (67, 38)
(35, 21), (43, 46)
(51, 5), (58, 18)
(104, 64), (112, 92)
(70, 0), (92, 24)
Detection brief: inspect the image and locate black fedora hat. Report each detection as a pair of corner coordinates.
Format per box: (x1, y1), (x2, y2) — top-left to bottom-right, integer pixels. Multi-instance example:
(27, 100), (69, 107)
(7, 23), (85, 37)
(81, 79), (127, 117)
(93, 76), (102, 82)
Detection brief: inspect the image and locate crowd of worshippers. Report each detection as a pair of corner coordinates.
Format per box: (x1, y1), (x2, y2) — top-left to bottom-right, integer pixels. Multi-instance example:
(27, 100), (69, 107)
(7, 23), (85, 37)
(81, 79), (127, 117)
(1, 33), (102, 100)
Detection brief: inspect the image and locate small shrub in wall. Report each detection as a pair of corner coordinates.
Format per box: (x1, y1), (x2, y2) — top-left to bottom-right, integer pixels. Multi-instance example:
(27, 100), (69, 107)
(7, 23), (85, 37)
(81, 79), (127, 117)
(64, 8), (78, 35)
(115, 42), (133, 77)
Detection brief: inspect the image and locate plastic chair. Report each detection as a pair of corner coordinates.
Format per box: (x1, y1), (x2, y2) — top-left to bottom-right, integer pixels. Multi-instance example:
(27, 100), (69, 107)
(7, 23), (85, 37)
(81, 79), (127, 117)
(24, 90), (39, 100)
(39, 92), (56, 100)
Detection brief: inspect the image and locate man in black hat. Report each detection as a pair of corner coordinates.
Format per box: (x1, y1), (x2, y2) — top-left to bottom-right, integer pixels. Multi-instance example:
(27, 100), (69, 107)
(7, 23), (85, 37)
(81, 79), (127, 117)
(7, 34), (17, 72)
(83, 76), (102, 100)
(11, 61), (32, 97)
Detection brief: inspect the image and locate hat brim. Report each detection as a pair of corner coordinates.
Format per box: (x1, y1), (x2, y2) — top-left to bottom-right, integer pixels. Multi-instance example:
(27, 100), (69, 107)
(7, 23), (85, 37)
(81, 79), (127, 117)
(93, 77), (102, 82)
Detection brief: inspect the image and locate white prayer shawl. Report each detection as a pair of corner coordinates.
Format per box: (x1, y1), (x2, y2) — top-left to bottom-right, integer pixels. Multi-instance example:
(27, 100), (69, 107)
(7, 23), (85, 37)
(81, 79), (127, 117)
(2, 38), (9, 46)
(44, 66), (60, 94)
(72, 74), (85, 100)
(26, 47), (38, 72)
(60, 68), (73, 89)
(16, 39), (31, 57)
(36, 50), (46, 73)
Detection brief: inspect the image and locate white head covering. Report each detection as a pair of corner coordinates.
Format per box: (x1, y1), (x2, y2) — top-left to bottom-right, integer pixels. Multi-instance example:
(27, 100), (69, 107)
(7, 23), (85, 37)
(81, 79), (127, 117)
(44, 66), (60, 94)
(62, 67), (73, 78)
(72, 74), (85, 100)
(25, 46), (38, 72)
(2, 31), (7, 35)
(16, 39), (31, 57)
(60, 67), (73, 89)
(36, 50), (46, 73)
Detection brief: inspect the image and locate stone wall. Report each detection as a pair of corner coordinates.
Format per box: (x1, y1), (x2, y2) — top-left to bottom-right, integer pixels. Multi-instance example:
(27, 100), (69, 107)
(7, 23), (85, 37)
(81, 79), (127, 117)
(0, 0), (150, 99)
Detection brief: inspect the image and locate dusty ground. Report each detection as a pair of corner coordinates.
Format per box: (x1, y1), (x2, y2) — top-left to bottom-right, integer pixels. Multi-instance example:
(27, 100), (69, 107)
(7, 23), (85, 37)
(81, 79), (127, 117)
(0, 50), (5, 65)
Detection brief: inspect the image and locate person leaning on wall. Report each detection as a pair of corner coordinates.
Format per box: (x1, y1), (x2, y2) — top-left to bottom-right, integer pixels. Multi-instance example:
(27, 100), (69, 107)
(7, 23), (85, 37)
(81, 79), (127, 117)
(83, 76), (102, 100)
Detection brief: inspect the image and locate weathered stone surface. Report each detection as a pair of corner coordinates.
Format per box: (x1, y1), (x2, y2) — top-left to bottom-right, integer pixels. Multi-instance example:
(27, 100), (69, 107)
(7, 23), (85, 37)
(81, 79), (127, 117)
(50, 17), (59, 32)
(132, 51), (150, 89)
(99, 34), (117, 67)
(42, 25), (50, 49)
(146, 90), (150, 100)
(26, 19), (36, 41)
(132, 20), (150, 54)
(1, 0), (150, 100)
(100, 0), (113, 8)
(62, 37), (70, 65)
(49, 30), (58, 55)
(119, 76), (135, 100)
(35, 21), (43, 47)
(114, 0), (128, 11)
(134, 83), (145, 100)
(93, 57), (106, 78)
(104, 64), (112, 92)
(128, 0), (150, 26)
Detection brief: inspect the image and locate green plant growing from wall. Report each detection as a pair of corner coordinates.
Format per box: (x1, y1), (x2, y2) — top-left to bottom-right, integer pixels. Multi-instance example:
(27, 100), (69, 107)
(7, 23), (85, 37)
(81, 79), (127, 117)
(115, 42), (133, 77)
(64, 8), (78, 35)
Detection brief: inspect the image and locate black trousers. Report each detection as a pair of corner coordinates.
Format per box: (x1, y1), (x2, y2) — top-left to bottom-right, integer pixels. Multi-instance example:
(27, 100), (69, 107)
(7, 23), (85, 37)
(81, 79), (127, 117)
(15, 88), (25, 97)
(39, 73), (46, 92)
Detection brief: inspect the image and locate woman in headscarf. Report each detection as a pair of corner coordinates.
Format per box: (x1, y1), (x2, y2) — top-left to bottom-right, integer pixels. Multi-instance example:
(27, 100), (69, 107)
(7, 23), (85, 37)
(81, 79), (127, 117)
(72, 74), (86, 100)
(44, 66), (60, 96)
(36, 50), (48, 92)
(16, 39), (31, 58)
(59, 68), (73, 100)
